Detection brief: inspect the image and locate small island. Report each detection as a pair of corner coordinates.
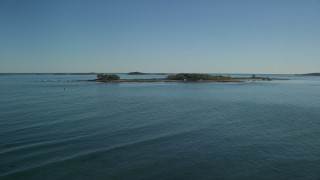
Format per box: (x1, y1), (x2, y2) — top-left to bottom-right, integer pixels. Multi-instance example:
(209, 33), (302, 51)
(97, 73), (120, 81)
(88, 73), (287, 83)
(127, 72), (148, 75)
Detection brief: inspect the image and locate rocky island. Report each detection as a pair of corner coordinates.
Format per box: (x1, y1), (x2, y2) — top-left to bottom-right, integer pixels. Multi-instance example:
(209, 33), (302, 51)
(88, 73), (287, 83)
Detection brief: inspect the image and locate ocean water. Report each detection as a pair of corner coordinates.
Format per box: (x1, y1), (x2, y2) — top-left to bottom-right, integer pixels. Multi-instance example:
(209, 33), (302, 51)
(0, 74), (320, 180)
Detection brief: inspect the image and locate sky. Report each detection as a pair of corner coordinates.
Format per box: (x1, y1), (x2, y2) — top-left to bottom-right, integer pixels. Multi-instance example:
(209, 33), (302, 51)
(0, 0), (319, 74)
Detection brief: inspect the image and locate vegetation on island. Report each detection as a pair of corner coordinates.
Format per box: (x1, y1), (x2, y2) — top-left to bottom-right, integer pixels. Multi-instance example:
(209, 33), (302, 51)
(97, 73), (120, 81)
(166, 73), (231, 81)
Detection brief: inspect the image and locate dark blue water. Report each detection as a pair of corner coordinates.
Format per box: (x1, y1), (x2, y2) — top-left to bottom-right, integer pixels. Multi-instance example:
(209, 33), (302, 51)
(1, 74), (320, 179)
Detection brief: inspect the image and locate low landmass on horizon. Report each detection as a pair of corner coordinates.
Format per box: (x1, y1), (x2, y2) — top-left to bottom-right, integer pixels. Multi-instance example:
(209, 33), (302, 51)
(89, 73), (288, 83)
(298, 73), (320, 76)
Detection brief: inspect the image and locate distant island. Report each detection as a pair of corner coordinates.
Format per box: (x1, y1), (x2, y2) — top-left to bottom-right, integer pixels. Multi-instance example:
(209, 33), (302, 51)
(51, 73), (97, 75)
(128, 72), (147, 75)
(88, 73), (287, 83)
(127, 72), (167, 75)
(298, 73), (320, 76)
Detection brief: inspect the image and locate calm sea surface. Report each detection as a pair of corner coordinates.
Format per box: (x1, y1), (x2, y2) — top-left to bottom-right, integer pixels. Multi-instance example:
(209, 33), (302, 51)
(0, 74), (320, 179)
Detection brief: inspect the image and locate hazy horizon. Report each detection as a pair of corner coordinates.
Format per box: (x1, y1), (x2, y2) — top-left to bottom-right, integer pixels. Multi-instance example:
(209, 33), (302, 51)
(1, 0), (319, 74)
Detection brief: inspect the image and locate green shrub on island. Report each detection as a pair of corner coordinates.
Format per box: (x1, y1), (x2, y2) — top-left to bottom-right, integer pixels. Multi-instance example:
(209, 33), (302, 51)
(167, 73), (231, 81)
(97, 73), (120, 81)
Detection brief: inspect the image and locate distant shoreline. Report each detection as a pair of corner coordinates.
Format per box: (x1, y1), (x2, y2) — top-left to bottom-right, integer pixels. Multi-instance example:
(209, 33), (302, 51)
(127, 72), (168, 75)
(296, 73), (320, 76)
(87, 77), (288, 83)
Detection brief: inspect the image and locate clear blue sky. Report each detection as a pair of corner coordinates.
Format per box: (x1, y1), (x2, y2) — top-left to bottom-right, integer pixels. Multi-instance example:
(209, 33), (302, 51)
(0, 0), (319, 73)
